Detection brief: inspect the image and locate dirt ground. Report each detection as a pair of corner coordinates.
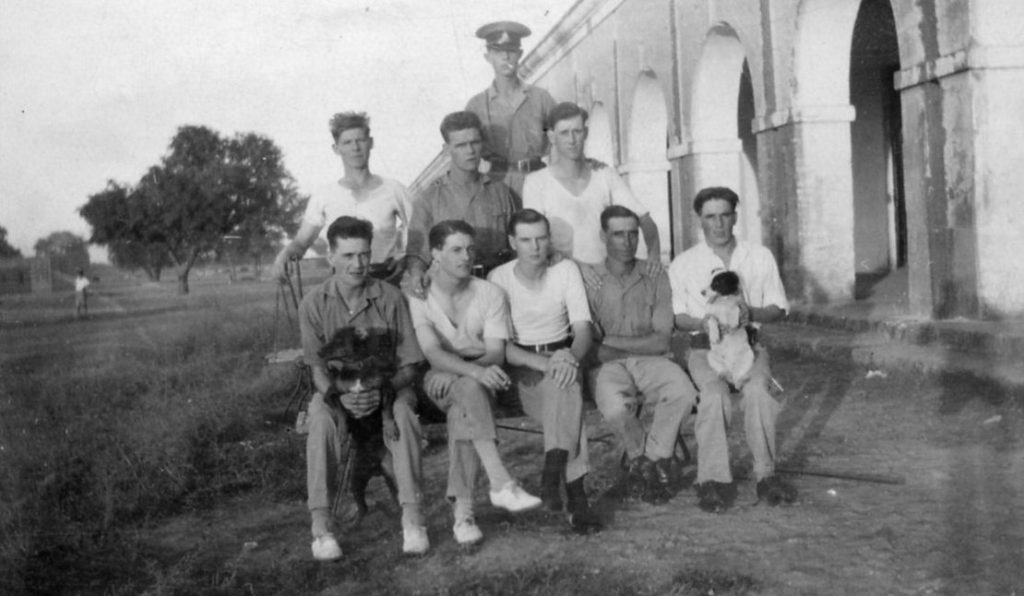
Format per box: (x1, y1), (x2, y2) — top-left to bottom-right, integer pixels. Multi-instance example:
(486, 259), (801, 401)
(3, 280), (1022, 595)
(139, 349), (1024, 595)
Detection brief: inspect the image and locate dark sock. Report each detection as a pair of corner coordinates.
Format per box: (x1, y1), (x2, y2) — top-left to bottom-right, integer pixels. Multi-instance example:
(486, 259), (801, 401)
(541, 449), (568, 511)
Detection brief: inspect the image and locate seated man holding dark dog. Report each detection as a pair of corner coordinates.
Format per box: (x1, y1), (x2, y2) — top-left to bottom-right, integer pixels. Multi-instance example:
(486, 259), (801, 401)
(585, 205), (698, 505)
(668, 186), (795, 513)
(299, 216), (427, 560)
(408, 219), (542, 547)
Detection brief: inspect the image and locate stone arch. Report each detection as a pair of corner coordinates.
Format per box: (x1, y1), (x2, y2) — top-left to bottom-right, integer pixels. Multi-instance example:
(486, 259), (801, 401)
(689, 23), (762, 245)
(624, 72), (670, 261)
(791, 0), (909, 306)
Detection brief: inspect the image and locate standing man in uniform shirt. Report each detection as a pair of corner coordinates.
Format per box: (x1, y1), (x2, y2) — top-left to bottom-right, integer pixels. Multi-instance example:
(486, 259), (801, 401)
(466, 21), (557, 196)
(298, 216), (427, 560)
(404, 111), (518, 298)
(408, 220), (542, 547)
(522, 102), (661, 282)
(273, 112), (412, 282)
(488, 209), (603, 534)
(585, 205), (697, 505)
(668, 186), (796, 513)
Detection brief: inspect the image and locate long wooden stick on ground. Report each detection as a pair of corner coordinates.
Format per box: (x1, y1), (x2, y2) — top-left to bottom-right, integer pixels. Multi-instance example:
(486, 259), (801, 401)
(776, 466), (906, 485)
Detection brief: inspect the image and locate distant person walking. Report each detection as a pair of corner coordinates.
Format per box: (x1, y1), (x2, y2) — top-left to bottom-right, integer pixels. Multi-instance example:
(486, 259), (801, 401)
(74, 269), (90, 318)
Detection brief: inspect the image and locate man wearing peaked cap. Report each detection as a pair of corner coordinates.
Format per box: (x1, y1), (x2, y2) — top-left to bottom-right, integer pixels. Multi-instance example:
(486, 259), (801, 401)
(466, 20), (557, 197)
(476, 20), (531, 50)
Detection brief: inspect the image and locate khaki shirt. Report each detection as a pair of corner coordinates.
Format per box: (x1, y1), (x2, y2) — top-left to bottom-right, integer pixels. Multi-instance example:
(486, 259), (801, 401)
(299, 276), (424, 371)
(586, 260), (673, 363)
(406, 172), (520, 267)
(466, 82), (556, 163)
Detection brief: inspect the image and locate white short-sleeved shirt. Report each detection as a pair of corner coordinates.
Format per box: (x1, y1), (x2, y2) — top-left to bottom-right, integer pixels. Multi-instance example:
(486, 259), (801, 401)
(407, 278), (510, 360)
(522, 165), (648, 264)
(668, 240), (789, 319)
(488, 259), (592, 345)
(302, 177), (411, 263)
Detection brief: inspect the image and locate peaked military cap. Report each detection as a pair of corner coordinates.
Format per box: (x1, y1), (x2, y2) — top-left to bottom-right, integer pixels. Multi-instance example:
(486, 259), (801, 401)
(476, 21), (531, 51)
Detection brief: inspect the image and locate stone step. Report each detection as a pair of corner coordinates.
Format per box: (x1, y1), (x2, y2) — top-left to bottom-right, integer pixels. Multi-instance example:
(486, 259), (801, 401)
(763, 313), (1024, 390)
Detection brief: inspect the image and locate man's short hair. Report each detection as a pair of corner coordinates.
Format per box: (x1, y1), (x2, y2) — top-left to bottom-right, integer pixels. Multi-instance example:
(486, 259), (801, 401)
(546, 102), (589, 130)
(507, 208), (550, 236)
(693, 186), (739, 214)
(326, 216), (373, 249)
(600, 205), (640, 231)
(328, 112), (370, 142)
(440, 111), (483, 143)
(429, 220), (476, 251)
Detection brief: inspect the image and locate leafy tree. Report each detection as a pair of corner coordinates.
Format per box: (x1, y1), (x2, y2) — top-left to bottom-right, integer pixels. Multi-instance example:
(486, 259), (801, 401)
(34, 231), (89, 275)
(80, 125), (307, 293)
(0, 226), (22, 258)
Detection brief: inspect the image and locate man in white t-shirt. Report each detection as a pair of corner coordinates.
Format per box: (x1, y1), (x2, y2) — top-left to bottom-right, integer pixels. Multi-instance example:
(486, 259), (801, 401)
(668, 186), (795, 513)
(522, 102), (660, 274)
(273, 112), (412, 282)
(488, 208), (602, 534)
(74, 269), (91, 318)
(408, 220), (541, 546)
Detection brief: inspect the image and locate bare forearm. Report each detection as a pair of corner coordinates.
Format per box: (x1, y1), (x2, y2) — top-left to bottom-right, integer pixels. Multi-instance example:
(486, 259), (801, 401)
(425, 348), (490, 378)
(506, 345), (549, 372)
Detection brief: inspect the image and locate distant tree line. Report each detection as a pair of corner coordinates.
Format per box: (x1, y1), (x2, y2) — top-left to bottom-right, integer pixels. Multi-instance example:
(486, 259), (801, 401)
(0, 226), (22, 258)
(79, 125), (308, 293)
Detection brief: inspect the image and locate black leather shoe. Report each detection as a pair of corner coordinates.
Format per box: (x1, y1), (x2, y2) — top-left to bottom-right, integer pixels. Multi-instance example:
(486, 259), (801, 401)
(695, 482), (728, 513)
(625, 456), (655, 501)
(566, 477), (603, 534)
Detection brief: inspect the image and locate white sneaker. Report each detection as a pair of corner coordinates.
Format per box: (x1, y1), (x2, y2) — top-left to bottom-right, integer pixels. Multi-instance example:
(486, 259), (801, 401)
(453, 517), (483, 545)
(489, 481), (542, 513)
(311, 534), (343, 561)
(402, 524), (429, 555)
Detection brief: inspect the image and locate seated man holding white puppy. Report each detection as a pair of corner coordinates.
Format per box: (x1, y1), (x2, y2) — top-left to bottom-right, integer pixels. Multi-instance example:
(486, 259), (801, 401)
(667, 186), (795, 513)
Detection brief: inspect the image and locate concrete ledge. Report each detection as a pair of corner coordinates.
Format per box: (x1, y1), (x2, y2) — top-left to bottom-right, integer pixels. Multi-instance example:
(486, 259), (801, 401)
(764, 315), (1024, 390)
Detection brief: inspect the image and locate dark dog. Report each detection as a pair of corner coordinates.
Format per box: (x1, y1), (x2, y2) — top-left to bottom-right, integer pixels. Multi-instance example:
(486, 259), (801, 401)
(317, 327), (399, 522)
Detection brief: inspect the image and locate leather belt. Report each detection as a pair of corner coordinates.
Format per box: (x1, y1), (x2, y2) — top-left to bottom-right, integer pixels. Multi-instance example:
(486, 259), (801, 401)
(514, 337), (572, 353)
(492, 157), (546, 173)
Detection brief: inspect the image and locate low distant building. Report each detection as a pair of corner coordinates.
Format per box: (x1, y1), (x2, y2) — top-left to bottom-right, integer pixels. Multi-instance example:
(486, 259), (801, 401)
(0, 257), (54, 295)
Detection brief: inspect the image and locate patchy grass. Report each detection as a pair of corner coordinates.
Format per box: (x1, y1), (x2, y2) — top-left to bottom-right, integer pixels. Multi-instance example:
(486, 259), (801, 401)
(0, 299), (306, 594)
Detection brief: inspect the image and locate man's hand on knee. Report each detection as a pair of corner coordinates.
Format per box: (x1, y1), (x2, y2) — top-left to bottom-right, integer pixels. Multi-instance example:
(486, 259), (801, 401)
(425, 372), (457, 400)
(473, 364), (511, 392)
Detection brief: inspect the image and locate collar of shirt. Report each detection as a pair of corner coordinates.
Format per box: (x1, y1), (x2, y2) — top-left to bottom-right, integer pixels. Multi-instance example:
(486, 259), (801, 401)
(486, 80), (529, 109)
(696, 240), (753, 273)
(594, 260), (648, 291)
(318, 276), (383, 317)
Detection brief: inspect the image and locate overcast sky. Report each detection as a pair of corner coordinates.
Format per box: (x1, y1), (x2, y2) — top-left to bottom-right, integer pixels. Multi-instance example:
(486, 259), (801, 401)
(0, 0), (574, 261)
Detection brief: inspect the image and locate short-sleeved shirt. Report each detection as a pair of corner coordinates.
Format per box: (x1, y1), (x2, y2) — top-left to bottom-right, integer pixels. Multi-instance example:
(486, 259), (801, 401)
(301, 177), (412, 264)
(466, 82), (556, 163)
(488, 259), (592, 345)
(667, 240), (789, 319)
(522, 165), (649, 264)
(299, 276), (424, 371)
(406, 172), (519, 267)
(586, 260), (672, 362)
(75, 276), (90, 292)
(407, 278), (510, 360)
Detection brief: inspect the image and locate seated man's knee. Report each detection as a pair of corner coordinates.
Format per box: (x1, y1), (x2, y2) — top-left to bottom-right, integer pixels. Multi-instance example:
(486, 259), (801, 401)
(450, 375), (491, 402)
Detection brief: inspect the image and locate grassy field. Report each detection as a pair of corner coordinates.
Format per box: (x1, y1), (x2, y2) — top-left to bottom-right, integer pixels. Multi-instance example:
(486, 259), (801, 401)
(0, 267), (325, 595)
